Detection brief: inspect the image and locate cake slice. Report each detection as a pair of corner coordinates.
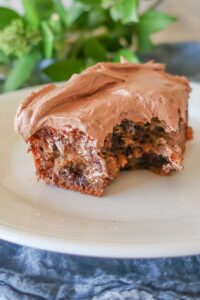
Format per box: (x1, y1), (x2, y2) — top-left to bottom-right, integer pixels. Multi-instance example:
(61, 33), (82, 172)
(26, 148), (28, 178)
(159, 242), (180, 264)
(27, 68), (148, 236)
(14, 61), (191, 196)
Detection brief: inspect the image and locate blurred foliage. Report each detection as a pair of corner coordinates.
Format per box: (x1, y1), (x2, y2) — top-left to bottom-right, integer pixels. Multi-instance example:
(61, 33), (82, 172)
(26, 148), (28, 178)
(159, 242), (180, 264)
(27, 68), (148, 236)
(0, 0), (176, 92)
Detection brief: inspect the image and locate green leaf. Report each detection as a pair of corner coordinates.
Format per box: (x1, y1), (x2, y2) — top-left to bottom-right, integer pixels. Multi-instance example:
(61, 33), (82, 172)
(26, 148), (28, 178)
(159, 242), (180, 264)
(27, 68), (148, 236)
(137, 10), (175, 52)
(0, 50), (8, 63)
(0, 7), (20, 30)
(139, 10), (176, 33)
(65, 3), (85, 27)
(53, 0), (68, 27)
(84, 38), (107, 61)
(76, 0), (101, 5)
(110, 0), (138, 23)
(114, 49), (140, 63)
(49, 13), (62, 34)
(43, 59), (85, 81)
(110, 2), (122, 22)
(84, 58), (98, 68)
(34, 0), (54, 18)
(137, 31), (153, 52)
(22, 0), (40, 28)
(3, 51), (40, 92)
(41, 21), (54, 59)
(122, 0), (138, 24)
(87, 9), (106, 28)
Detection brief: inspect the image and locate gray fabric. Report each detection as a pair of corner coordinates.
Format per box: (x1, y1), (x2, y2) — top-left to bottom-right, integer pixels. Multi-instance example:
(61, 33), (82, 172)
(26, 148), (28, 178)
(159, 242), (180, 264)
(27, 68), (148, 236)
(1, 42), (200, 300)
(139, 42), (200, 82)
(1, 240), (200, 300)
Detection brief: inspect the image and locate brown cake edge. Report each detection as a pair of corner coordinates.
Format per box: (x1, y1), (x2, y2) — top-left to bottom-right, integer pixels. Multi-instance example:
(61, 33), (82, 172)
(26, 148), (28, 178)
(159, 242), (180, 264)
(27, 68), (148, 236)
(28, 120), (191, 196)
(29, 127), (109, 197)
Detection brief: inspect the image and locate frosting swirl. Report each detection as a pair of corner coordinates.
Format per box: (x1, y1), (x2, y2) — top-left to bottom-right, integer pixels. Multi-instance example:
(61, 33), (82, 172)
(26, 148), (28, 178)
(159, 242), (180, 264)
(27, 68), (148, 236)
(15, 61), (190, 147)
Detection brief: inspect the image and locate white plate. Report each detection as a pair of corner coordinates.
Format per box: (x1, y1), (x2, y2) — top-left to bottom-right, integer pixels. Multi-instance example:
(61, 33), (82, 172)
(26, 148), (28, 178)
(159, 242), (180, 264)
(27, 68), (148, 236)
(0, 83), (200, 258)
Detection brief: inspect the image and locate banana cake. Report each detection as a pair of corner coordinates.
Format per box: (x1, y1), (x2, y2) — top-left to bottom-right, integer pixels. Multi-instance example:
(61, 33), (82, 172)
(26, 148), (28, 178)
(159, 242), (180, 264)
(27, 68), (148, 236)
(14, 61), (192, 196)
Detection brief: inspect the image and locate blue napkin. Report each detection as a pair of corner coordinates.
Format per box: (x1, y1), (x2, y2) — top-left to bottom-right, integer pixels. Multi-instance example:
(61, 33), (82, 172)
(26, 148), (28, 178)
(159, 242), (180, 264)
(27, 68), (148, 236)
(1, 240), (200, 300)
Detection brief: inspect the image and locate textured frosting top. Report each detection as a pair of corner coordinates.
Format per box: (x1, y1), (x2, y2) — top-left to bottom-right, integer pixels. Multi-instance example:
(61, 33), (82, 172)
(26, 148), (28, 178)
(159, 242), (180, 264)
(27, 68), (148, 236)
(15, 61), (190, 147)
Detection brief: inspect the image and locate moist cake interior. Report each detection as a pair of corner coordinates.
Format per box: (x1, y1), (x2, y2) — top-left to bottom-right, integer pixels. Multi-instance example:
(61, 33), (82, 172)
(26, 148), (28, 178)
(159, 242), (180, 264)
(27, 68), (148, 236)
(29, 118), (185, 196)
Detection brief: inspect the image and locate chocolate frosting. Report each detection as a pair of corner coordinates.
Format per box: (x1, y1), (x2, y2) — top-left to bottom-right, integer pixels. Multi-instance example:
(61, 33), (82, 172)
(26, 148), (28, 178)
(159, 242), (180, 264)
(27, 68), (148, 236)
(14, 61), (190, 147)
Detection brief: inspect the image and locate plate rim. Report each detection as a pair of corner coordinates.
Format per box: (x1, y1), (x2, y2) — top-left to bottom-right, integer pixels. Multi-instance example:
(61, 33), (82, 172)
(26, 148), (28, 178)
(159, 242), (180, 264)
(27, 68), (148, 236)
(2, 220), (200, 258)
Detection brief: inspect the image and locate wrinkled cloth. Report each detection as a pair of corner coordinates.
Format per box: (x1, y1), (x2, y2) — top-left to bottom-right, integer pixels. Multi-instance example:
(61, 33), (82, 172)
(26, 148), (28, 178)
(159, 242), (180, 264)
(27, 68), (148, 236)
(1, 240), (200, 300)
(1, 42), (200, 300)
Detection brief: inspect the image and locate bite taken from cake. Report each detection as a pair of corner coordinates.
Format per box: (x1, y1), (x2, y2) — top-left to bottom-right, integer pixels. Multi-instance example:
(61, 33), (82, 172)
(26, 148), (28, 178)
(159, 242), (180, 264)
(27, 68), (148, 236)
(14, 61), (192, 196)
